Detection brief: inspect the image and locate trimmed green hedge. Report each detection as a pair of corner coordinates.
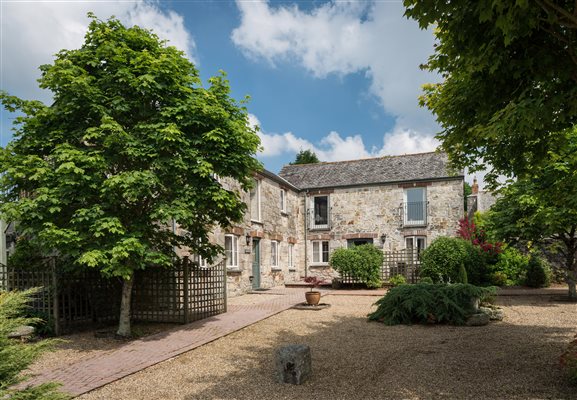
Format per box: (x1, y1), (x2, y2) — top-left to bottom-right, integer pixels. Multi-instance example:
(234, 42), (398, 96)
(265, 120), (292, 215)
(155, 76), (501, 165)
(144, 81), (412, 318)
(419, 237), (488, 284)
(330, 244), (383, 288)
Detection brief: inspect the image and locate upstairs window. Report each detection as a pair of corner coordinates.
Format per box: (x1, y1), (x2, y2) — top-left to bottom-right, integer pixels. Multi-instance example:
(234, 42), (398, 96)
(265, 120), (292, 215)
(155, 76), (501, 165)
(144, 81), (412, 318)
(404, 188), (426, 226)
(311, 195), (329, 229)
(250, 179), (261, 222)
(280, 189), (287, 213)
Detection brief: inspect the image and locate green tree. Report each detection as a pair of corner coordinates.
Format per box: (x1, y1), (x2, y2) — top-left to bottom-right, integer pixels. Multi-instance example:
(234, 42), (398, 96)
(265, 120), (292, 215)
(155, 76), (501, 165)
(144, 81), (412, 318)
(404, 1), (577, 185)
(486, 129), (577, 298)
(291, 149), (320, 165)
(0, 289), (69, 399)
(0, 15), (261, 336)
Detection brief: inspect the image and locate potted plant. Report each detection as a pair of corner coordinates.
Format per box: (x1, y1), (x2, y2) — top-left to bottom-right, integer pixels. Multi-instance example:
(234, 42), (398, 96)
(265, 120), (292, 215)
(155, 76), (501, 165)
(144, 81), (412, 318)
(304, 276), (324, 305)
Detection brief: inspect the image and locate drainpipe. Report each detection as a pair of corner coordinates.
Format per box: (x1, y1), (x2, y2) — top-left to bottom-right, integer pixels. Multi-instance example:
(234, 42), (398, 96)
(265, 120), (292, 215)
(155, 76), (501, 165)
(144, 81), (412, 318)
(304, 190), (309, 278)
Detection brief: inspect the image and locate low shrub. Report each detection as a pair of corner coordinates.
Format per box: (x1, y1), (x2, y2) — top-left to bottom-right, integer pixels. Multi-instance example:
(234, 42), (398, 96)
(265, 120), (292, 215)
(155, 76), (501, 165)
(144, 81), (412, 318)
(489, 271), (508, 287)
(525, 254), (552, 288)
(330, 244), (383, 288)
(420, 277), (434, 284)
(489, 246), (529, 286)
(368, 283), (496, 325)
(388, 274), (407, 287)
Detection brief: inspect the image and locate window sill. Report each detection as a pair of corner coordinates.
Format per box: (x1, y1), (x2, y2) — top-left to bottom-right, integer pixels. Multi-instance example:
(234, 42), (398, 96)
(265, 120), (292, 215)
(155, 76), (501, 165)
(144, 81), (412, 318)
(288, 268), (296, 272)
(271, 267), (282, 272)
(251, 219), (263, 225)
(309, 263), (329, 268)
(281, 211), (290, 217)
(402, 223), (427, 228)
(226, 267), (242, 274)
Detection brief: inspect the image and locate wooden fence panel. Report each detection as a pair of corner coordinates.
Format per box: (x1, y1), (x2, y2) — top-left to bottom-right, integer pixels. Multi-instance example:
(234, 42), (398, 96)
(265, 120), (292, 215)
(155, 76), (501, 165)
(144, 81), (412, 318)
(382, 249), (421, 284)
(0, 258), (228, 334)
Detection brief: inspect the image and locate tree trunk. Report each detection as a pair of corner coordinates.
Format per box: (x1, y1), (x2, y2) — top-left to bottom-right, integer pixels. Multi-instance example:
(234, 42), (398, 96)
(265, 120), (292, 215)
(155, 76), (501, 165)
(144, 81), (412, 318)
(116, 275), (134, 337)
(567, 269), (577, 300)
(564, 242), (577, 300)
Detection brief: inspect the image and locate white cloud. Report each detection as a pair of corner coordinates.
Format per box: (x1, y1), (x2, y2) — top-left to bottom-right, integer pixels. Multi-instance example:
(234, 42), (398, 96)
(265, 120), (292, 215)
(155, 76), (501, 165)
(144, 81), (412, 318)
(1, 0), (195, 103)
(252, 113), (438, 163)
(379, 128), (440, 156)
(232, 0), (439, 134)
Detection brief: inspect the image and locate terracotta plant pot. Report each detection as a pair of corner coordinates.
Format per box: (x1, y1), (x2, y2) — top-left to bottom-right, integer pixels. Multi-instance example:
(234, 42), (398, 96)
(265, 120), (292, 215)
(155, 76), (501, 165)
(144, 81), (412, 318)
(305, 291), (321, 306)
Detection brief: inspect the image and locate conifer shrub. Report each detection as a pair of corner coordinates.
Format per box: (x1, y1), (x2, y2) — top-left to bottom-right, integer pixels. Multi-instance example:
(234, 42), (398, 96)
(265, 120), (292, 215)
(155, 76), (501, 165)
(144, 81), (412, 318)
(330, 244), (383, 288)
(457, 263), (468, 284)
(368, 283), (495, 325)
(525, 254), (552, 288)
(0, 289), (69, 399)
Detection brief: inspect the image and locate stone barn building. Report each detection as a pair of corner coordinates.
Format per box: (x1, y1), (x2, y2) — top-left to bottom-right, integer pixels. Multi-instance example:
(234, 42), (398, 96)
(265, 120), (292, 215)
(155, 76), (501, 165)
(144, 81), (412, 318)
(186, 151), (464, 297)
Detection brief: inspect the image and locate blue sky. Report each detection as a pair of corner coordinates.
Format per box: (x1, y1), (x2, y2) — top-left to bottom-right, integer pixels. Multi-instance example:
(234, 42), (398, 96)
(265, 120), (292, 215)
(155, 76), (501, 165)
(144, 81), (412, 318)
(1, 0), (451, 179)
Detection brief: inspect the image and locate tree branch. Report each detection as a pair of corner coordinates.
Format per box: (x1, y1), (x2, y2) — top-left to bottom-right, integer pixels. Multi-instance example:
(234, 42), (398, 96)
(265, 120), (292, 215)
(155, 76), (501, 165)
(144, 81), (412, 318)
(539, 0), (577, 28)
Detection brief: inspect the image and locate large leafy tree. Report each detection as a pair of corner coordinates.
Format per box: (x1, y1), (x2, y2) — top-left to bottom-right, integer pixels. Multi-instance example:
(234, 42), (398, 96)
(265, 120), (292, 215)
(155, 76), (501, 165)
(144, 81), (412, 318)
(0, 15), (261, 336)
(404, 0), (577, 185)
(486, 127), (577, 298)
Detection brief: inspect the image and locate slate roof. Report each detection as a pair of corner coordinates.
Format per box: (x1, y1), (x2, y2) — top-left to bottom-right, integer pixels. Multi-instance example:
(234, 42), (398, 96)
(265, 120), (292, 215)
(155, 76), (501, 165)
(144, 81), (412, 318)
(278, 152), (462, 190)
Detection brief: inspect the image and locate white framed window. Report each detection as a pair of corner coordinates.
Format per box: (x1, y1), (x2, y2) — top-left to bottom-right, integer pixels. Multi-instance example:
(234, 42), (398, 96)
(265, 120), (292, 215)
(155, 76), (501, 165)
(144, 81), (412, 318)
(271, 240), (279, 267)
(405, 236), (427, 255)
(225, 234), (239, 268)
(288, 243), (294, 268)
(404, 188), (427, 226)
(198, 255), (208, 268)
(250, 179), (261, 222)
(280, 189), (287, 213)
(312, 240), (329, 264)
(310, 195), (329, 229)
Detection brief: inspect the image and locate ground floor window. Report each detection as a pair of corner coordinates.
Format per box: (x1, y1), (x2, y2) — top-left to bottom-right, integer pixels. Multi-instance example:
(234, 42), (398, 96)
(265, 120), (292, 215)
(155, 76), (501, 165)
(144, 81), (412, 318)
(271, 240), (279, 267)
(405, 236), (426, 255)
(225, 234), (239, 268)
(347, 238), (373, 248)
(288, 243), (294, 268)
(312, 240), (329, 263)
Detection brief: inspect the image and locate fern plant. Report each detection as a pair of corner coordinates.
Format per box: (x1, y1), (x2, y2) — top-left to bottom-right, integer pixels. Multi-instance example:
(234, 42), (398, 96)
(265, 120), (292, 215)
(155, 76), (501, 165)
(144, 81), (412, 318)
(0, 289), (69, 400)
(368, 283), (495, 325)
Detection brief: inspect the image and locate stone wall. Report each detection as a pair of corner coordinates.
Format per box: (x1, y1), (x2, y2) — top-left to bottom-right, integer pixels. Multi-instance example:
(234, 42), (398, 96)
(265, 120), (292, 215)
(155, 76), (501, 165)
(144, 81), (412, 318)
(194, 174), (302, 298)
(304, 178), (464, 280)
(177, 174), (464, 296)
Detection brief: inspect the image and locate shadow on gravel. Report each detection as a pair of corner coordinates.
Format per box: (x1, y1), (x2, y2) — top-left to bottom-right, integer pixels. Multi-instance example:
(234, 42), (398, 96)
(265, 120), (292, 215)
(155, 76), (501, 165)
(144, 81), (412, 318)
(186, 296), (576, 400)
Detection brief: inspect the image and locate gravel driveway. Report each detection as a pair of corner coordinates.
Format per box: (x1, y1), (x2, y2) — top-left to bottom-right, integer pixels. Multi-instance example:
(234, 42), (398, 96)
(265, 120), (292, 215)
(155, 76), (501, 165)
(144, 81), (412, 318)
(71, 293), (576, 400)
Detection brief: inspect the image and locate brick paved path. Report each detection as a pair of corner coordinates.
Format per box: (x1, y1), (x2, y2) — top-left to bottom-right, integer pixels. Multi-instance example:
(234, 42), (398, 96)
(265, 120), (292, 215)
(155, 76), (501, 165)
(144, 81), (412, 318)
(24, 287), (319, 397)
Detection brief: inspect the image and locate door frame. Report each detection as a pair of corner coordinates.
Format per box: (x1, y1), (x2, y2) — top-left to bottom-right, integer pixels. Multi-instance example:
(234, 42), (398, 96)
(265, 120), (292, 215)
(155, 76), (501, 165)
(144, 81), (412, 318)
(251, 239), (261, 289)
